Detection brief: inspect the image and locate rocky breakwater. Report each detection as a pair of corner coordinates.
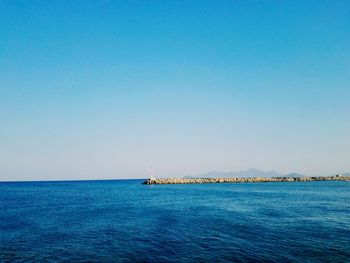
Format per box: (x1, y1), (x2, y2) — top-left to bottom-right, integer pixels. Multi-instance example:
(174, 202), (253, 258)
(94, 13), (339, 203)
(143, 175), (350, 185)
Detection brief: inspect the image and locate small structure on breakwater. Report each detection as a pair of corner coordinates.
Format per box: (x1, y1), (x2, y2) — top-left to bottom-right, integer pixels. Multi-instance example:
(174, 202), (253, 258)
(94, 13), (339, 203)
(143, 175), (349, 185)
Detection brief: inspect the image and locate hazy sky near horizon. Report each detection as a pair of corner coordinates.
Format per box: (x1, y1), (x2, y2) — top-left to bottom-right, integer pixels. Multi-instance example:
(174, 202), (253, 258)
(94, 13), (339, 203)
(1, 0), (349, 180)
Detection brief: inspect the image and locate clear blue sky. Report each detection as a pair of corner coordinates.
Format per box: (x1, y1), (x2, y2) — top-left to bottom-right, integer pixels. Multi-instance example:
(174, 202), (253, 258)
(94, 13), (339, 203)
(1, 0), (349, 180)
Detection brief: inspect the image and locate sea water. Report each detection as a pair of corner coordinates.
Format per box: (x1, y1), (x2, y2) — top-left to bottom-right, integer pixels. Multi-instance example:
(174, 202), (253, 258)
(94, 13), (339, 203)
(0, 180), (349, 262)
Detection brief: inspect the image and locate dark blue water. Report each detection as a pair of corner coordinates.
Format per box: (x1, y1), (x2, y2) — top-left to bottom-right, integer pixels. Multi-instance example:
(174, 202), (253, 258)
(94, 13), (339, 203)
(0, 180), (349, 262)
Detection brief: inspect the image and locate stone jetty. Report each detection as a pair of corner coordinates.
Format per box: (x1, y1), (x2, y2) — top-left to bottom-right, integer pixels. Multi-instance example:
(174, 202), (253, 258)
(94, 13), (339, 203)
(143, 175), (350, 185)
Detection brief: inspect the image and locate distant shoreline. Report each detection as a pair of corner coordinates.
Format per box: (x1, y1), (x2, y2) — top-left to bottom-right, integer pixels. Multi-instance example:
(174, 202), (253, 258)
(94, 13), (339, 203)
(143, 175), (350, 185)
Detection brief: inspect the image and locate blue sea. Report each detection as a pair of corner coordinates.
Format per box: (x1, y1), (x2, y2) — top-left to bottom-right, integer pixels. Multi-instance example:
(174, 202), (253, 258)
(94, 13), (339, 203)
(0, 180), (349, 262)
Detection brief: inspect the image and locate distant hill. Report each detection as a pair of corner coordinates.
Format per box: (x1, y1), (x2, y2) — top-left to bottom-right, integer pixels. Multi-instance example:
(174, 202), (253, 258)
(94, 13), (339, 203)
(184, 169), (305, 179)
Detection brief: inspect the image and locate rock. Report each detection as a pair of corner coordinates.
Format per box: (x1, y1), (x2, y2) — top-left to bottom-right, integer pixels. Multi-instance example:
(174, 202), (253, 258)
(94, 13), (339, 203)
(142, 175), (350, 185)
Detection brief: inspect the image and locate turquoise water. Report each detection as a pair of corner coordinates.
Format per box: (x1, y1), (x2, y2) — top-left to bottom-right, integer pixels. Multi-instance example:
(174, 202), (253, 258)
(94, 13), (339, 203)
(0, 180), (349, 262)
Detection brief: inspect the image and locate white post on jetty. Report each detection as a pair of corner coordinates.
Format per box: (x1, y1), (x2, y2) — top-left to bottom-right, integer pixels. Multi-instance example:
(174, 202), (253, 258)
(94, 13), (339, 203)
(149, 167), (155, 181)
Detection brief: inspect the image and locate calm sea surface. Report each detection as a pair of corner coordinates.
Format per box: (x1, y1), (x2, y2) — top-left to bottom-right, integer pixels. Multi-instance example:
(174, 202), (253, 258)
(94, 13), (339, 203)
(0, 180), (349, 262)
